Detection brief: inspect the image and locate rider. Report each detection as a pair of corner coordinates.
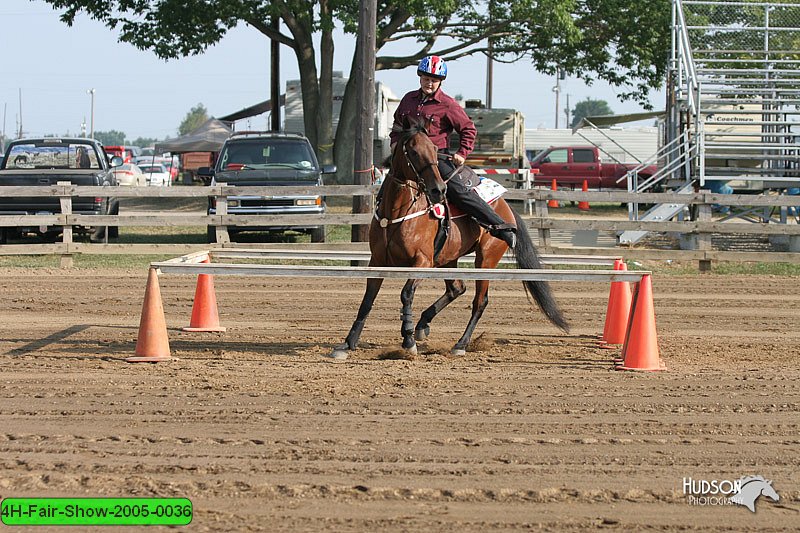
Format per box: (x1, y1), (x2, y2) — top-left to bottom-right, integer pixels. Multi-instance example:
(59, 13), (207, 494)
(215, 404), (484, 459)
(389, 55), (517, 249)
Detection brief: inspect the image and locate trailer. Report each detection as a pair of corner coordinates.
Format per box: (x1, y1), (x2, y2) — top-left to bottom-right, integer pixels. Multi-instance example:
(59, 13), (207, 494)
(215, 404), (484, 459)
(283, 72), (399, 165)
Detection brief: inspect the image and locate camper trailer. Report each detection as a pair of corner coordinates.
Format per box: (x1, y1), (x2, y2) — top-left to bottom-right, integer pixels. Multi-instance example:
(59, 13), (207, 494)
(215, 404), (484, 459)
(450, 100), (527, 171)
(283, 73), (399, 165)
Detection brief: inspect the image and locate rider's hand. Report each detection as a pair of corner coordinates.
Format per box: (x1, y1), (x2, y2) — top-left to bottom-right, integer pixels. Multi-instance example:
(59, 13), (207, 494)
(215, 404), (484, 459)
(453, 153), (465, 166)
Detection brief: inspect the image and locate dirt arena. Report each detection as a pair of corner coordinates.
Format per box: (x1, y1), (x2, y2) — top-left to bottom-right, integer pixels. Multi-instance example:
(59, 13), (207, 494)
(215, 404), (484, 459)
(0, 266), (798, 531)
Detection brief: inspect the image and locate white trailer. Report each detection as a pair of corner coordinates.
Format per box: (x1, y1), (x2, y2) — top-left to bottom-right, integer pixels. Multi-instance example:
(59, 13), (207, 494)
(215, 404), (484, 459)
(283, 72), (399, 165)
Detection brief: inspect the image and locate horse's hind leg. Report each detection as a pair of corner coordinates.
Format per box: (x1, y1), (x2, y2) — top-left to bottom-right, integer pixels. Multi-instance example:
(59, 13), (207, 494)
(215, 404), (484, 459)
(414, 279), (466, 341)
(400, 279), (422, 354)
(452, 280), (490, 356)
(328, 277), (383, 360)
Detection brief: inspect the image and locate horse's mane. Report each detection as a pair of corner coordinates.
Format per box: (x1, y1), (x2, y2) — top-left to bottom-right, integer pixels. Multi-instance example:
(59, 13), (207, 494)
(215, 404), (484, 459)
(739, 475), (768, 486)
(391, 117), (429, 144)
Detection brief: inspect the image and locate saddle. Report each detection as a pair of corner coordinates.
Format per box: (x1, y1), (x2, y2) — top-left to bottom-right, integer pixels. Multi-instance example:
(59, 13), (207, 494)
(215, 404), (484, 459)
(432, 165), (508, 261)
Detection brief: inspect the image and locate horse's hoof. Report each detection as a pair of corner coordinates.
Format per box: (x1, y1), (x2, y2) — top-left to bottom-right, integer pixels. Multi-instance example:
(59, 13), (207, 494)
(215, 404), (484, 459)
(326, 344), (349, 361)
(407, 344), (418, 356)
(414, 327), (429, 341)
(450, 347), (466, 357)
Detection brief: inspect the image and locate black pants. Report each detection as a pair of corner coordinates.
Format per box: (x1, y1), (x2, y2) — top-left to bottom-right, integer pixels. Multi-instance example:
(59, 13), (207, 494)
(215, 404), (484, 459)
(438, 157), (508, 230)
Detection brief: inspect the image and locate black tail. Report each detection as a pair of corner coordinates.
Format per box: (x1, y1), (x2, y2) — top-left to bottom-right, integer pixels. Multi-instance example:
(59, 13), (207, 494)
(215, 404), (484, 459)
(511, 210), (570, 332)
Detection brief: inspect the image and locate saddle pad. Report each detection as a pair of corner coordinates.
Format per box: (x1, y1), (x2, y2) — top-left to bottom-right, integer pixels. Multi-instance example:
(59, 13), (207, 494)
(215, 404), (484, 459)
(474, 177), (507, 204)
(447, 177), (507, 219)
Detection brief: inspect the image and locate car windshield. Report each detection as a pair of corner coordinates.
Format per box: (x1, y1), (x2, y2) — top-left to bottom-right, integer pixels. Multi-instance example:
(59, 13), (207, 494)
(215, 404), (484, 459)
(218, 139), (316, 172)
(3, 142), (101, 170)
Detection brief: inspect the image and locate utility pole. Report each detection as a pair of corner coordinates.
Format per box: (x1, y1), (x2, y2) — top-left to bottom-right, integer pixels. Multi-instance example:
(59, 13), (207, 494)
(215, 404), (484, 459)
(18, 89), (23, 138)
(270, 16), (280, 132)
(87, 88), (96, 139)
(486, 46), (493, 108)
(552, 70), (560, 129)
(486, 0), (494, 108)
(564, 93), (571, 129)
(552, 69), (566, 128)
(351, 0), (376, 244)
(1, 102), (6, 152)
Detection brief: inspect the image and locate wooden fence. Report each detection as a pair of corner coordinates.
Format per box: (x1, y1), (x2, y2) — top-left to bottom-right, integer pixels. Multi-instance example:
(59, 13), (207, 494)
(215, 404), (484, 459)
(0, 184), (798, 267)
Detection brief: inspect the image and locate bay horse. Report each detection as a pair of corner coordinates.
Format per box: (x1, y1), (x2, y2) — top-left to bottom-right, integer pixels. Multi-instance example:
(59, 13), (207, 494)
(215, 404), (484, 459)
(330, 116), (568, 359)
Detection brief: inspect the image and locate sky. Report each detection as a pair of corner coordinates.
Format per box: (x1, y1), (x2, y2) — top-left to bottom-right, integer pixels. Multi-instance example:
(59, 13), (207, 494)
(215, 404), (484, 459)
(1, 0), (665, 142)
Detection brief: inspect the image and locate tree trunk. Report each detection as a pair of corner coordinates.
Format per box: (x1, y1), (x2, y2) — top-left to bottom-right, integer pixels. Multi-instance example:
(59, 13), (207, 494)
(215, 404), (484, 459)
(316, 1), (334, 166)
(333, 59), (359, 184)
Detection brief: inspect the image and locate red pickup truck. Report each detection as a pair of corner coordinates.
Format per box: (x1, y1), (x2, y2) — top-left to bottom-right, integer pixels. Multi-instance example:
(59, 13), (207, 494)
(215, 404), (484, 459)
(529, 146), (658, 189)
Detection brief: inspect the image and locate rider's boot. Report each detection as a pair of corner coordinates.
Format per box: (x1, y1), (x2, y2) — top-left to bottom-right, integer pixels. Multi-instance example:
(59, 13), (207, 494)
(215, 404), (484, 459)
(445, 178), (517, 248)
(491, 226), (517, 249)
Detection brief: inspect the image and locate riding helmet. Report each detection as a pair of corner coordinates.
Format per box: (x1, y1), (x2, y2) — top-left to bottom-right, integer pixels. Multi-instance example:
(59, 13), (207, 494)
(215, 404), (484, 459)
(417, 56), (447, 80)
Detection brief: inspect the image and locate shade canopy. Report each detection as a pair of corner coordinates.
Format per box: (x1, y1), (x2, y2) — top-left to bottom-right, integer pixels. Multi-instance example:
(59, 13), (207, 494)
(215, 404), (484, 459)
(155, 118), (232, 153)
(572, 111), (665, 133)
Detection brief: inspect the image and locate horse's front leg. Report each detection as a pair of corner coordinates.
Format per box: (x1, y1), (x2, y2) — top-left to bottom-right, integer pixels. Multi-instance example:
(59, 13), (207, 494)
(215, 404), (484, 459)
(328, 277), (384, 360)
(452, 280), (491, 356)
(414, 279), (466, 341)
(400, 278), (422, 354)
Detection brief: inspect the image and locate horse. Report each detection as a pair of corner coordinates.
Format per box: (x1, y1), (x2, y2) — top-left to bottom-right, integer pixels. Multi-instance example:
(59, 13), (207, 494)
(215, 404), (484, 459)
(329, 116), (568, 360)
(729, 476), (779, 512)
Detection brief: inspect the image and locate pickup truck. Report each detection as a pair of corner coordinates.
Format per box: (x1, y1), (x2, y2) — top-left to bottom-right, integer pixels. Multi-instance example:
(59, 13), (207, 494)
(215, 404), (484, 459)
(529, 145), (658, 190)
(0, 138), (121, 243)
(201, 131), (336, 243)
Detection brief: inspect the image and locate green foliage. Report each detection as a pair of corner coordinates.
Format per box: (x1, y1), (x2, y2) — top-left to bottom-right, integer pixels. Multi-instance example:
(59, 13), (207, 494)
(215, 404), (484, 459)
(571, 98), (614, 128)
(178, 103), (209, 136)
(94, 130), (126, 145)
(43, 0), (671, 107)
(42, 0), (673, 176)
(131, 137), (159, 148)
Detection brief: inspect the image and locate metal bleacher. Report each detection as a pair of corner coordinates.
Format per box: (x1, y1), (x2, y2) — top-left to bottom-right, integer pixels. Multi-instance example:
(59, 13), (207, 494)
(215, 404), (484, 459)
(620, 0), (800, 245)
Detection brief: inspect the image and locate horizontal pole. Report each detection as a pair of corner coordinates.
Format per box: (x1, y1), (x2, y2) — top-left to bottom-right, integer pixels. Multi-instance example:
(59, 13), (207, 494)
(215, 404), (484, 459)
(207, 248), (622, 266)
(0, 186), (799, 208)
(150, 262), (648, 282)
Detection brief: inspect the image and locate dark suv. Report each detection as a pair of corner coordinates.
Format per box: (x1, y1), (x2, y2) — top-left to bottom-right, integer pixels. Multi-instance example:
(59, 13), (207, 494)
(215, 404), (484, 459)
(202, 132), (336, 243)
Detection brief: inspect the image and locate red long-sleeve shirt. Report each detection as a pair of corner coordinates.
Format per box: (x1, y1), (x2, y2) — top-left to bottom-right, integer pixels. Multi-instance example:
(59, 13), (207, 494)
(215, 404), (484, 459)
(390, 88), (476, 159)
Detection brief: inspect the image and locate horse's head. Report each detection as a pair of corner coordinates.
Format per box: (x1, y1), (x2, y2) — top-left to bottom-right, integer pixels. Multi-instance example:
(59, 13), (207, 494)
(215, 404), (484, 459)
(392, 115), (447, 205)
(760, 480), (779, 502)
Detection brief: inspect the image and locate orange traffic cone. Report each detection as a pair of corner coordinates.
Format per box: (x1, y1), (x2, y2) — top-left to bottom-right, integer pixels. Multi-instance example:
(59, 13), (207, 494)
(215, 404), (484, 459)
(616, 274), (665, 371)
(599, 260), (633, 348)
(578, 179), (590, 211)
(182, 259), (226, 332)
(127, 268), (172, 363)
(547, 179), (559, 208)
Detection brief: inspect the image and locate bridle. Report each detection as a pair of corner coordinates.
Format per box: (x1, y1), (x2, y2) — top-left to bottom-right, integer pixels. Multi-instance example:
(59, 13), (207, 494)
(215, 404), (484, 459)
(374, 131), (447, 230)
(394, 134), (445, 206)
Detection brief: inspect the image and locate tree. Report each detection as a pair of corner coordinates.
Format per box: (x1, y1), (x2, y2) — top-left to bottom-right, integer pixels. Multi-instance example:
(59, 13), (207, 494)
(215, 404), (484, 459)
(178, 104), (209, 136)
(94, 130), (126, 146)
(571, 99), (614, 129)
(44, 0), (671, 182)
(131, 137), (159, 148)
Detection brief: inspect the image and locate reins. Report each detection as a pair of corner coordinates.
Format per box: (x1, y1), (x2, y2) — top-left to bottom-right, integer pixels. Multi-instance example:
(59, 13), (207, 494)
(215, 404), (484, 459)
(375, 135), (443, 229)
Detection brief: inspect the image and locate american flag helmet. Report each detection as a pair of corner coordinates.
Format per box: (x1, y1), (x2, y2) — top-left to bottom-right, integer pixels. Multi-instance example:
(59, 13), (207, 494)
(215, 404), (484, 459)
(417, 55), (447, 80)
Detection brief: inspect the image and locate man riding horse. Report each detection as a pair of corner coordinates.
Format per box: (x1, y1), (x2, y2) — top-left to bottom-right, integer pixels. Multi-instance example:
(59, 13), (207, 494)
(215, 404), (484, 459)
(389, 55), (518, 250)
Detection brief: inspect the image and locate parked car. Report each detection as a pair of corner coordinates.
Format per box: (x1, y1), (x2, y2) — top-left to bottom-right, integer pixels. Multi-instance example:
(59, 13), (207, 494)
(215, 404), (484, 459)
(105, 145), (140, 164)
(134, 155), (180, 183)
(114, 163), (146, 187)
(138, 163), (172, 187)
(201, 132), (335, 243)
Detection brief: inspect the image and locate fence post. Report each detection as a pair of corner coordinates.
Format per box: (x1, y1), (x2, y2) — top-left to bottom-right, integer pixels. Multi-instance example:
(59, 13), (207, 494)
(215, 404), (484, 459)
(521, 169), (533, 215)
(697, 198), (712, 272)
(534, 198), (551, 249)
(57, 181), (73, 268)
(212, 184), (231, 244)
